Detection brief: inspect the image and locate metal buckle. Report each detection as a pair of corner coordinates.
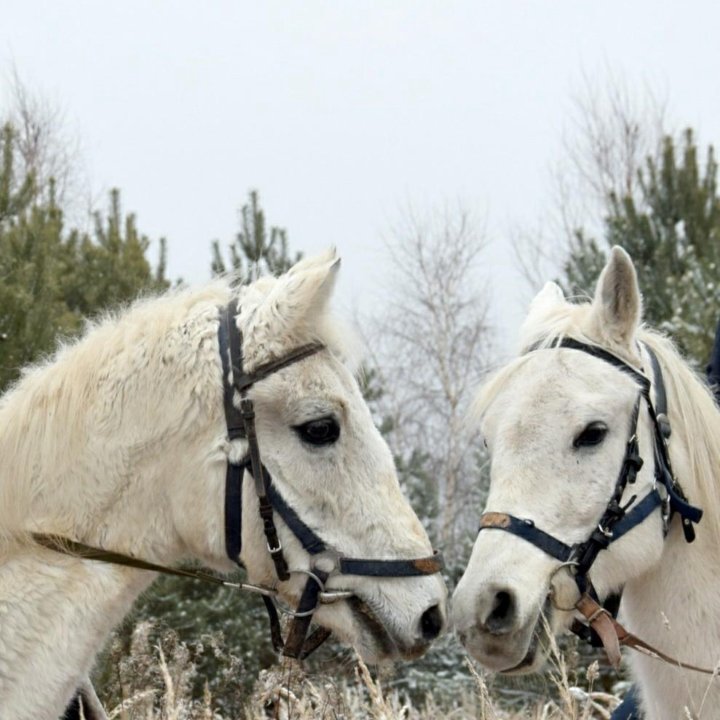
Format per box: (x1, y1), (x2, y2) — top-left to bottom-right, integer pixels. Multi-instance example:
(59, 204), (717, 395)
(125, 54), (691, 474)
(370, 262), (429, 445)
(267, 539), (283, 554)
(597, 523), (614, 539)
(661, 495), (671, 532)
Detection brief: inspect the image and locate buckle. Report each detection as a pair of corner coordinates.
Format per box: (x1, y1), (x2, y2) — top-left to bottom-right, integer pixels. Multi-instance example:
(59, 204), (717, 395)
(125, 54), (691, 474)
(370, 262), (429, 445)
(267, 539), (283, 554)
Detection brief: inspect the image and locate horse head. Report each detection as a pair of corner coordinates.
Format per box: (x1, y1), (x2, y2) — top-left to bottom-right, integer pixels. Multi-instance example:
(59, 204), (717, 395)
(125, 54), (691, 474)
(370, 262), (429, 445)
(451, 246), (703, 674)
(0, 250), (448, 717)
(207, 250), (447, 660)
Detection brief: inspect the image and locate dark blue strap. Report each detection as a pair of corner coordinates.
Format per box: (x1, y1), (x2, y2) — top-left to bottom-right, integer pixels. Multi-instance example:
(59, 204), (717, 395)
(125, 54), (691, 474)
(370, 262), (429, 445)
(478, 513), (574, 562)
(551, 338), (650, 393)
(264, 473), (444, 575)
(479, 494), (662, 567)
(611, 687), (642, 719)
(224, 463), (244, 564)
(282, 568), (330, 658)
(262, 471), (328, 555)
(218, 302), (246, 440)
(705, 319), (720, 399)
(339, 552), (444, 577)
(611, 491), (663, 542)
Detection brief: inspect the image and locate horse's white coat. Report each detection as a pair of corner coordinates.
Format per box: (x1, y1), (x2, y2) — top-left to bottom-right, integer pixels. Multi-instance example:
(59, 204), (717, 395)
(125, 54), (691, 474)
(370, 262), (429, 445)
(452, 247), (720, 719)
(0, 250), (446, 720)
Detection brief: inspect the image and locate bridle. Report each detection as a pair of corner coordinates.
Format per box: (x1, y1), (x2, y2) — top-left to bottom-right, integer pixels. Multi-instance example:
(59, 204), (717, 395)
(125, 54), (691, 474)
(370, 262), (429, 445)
(477, 337), (707, 671)
(33, 299), (443, 660)
(216, 300), (443, 657)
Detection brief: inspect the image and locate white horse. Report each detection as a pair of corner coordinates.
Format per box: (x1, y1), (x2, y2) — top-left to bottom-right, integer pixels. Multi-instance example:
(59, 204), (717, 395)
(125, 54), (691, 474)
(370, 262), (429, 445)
(452, 247), (720, 719)
(0, 250), (447, 720)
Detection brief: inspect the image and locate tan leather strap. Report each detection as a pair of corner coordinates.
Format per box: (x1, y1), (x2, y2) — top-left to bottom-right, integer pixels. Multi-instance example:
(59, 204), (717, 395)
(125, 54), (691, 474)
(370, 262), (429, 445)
(575, 593), (719, 675)
(32, 533), (276, 596)
(575, 593), (623, 667)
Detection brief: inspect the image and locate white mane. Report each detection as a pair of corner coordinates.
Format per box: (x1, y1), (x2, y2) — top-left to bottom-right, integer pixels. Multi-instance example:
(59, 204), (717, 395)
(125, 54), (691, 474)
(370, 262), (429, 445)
(0, 269), (361, 554)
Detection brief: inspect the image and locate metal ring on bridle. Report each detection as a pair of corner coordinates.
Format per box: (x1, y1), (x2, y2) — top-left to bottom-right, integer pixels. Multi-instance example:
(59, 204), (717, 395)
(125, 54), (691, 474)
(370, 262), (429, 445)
(319, 589), (354, 603)
(275, 569), (327, 618)
(548, 561), (581, 611)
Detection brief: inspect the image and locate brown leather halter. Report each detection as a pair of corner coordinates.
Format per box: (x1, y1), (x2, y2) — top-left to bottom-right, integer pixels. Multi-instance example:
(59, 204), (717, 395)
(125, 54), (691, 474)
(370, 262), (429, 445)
(35, 299), (444, 662)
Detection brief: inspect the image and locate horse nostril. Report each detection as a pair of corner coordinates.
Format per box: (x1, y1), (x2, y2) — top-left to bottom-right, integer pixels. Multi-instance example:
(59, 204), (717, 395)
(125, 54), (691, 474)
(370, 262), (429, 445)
(485, 590), (515, 635)
(419, 604), (444, 641)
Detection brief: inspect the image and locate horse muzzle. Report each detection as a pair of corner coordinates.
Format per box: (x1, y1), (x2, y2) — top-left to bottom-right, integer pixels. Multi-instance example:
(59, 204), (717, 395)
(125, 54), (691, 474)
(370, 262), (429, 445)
(453, 578), (553, 673)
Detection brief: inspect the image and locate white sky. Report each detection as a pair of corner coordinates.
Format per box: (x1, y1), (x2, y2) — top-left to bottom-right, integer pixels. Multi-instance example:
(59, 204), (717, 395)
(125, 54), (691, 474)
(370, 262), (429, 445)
(3, 1), (720, 355)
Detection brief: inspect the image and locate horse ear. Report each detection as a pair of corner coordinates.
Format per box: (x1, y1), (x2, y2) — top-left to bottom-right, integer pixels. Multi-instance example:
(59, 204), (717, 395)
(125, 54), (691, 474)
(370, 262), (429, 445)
(519, 282), (566, 350)
(256, 249), (340, 335)
(523, 281), (566, 326)
(590, 246), (642, 346)
(530, 282), (565, 312)
(286, 247), (338, 276)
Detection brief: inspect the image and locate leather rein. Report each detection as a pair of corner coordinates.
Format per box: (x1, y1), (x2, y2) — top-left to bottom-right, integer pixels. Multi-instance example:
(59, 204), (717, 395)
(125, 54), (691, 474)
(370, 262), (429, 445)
(32, 299), (444, 660)
(477, 338), (713, 674)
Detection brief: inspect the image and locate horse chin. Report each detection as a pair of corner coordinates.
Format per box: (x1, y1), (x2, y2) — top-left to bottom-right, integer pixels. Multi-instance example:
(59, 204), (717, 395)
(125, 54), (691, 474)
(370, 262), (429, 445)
(313, 596), (431, 663)
(496, 634), (547, 676)
(460, 605), (552, 675)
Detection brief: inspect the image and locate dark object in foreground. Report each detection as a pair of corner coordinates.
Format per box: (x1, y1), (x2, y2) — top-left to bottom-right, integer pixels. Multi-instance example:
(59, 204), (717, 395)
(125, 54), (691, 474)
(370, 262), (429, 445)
(61, 681), (106, 720)
(611, 686), (640, 719)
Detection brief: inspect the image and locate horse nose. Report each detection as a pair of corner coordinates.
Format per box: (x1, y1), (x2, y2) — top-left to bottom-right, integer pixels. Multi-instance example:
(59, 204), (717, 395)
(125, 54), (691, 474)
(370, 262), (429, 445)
(479, 588), (517, 635)
(419, 603), (445, 641)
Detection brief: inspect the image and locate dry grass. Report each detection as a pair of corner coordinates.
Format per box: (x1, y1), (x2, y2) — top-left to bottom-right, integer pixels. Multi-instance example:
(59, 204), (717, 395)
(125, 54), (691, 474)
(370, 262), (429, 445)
(98, 622), (623, 720)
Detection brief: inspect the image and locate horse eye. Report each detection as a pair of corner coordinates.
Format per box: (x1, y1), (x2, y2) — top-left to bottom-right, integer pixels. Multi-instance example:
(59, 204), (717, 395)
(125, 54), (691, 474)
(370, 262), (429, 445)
(294, 417), (340, 446)
(573, 422), (608, 449)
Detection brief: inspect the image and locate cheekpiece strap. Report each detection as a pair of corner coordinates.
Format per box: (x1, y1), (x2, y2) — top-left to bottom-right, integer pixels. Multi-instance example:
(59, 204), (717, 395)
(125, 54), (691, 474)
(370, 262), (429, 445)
(219, 301), (246, 440)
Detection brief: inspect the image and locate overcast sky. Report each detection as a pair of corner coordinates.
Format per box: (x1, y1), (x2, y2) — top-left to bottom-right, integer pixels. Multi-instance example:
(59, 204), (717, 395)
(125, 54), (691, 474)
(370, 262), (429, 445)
(3, 1), (720, 355)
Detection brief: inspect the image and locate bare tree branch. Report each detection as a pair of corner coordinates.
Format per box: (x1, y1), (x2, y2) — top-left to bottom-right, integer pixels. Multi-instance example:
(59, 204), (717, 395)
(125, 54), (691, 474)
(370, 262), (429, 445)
(368, 202), (494, 556)
(513, 70), (670, 293)
(1, 65), (90, 224)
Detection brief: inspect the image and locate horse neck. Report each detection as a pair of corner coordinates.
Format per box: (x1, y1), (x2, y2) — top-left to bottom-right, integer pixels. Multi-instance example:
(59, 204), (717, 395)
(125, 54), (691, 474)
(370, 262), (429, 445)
(0, 291), (228, 564)
(619, 333), (720, 717)
(621, 522), (720, 719)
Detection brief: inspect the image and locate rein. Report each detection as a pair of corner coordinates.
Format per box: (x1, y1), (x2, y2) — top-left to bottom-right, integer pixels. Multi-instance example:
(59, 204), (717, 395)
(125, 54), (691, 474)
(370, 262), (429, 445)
(477, 338), (708, 673)
(33, 299), (443, 661)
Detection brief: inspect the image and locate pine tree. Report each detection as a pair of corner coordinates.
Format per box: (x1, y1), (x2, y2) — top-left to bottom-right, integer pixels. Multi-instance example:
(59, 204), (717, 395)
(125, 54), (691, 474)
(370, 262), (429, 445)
(211, 190), (300, 281)
(0, 123), (168, 391)
(564, 129), (720, 364)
